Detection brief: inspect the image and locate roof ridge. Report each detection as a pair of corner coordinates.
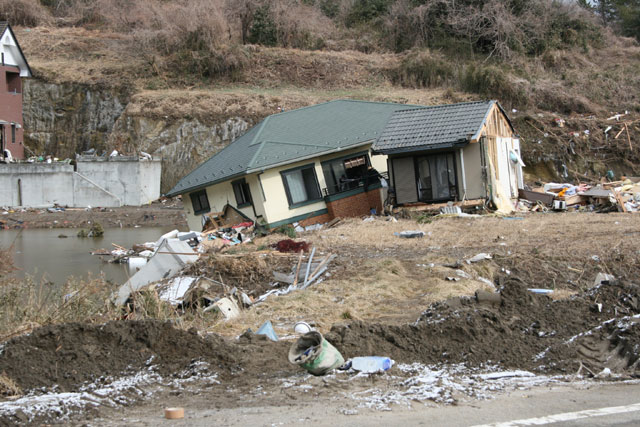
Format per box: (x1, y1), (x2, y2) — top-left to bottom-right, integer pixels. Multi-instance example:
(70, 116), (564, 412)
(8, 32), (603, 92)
(394, 100), (492, 114)
(247, 116), (272, 168)
(264, 99), (339, 119)
(337, 99), (425, 108)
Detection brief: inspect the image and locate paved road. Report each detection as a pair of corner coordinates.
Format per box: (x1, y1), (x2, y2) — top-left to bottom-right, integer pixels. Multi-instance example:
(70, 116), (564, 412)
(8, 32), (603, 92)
(96, 381), (640, 426)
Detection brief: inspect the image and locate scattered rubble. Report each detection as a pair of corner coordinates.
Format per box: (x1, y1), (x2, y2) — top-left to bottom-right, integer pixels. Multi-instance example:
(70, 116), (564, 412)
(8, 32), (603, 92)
(517, 176), (640, 213)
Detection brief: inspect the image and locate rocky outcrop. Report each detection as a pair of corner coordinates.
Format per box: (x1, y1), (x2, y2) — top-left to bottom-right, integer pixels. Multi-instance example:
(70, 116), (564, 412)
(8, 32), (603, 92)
(109, 115), (251, 193)
(22, 80), (129, 158)
(21, 80), (259, 193)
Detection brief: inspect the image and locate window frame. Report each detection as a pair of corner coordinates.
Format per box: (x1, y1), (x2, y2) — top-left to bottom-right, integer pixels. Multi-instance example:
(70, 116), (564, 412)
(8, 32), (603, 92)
(232, 178), (252, 208)
(10, 124), (15, 144)
(280, 163), (322, 209)
(414, 151), (458, 203)
(321, 151), (371, 196)
(190, 189), (211, 215)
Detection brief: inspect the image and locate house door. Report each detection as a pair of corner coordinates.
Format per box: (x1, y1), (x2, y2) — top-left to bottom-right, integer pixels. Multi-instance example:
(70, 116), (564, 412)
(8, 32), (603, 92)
(416, 153), (457, 202)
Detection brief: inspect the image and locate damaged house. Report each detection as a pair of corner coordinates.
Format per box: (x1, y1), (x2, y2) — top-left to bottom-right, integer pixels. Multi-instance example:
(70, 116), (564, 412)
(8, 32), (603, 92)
(168, 100), (523, 230)
(372, 100), (523, 212)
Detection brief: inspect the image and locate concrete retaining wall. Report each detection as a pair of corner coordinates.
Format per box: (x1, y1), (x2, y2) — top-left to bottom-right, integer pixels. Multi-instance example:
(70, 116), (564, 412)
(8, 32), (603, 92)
(0, 158), (161, 207)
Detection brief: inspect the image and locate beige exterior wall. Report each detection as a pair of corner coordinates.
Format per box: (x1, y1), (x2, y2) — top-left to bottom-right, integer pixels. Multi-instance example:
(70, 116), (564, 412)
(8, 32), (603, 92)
(259, 145), (384, 225)
(183, 176), (266, 231)
(460, 142), (485, 200)
(182, 145), (387, 229)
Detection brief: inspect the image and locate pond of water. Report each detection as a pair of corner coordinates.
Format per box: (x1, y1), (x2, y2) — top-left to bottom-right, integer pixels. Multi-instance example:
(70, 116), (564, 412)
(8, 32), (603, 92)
(0, 227), (174, 285)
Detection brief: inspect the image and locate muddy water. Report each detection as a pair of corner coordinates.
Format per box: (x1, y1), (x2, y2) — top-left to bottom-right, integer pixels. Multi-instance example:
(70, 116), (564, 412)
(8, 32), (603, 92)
(0, 227), (173, 284)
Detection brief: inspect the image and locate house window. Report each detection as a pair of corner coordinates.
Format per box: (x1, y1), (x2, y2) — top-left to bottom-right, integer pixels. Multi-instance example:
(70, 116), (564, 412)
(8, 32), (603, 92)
(11, 125), (15, 144)
(6, 72), (20, 93)
(416, 153), (457, 202)
(232, 179), (252, 207)
(321, 153), (370, 195)
(281, 164), (321, 207)
(190, 189), (210, 215)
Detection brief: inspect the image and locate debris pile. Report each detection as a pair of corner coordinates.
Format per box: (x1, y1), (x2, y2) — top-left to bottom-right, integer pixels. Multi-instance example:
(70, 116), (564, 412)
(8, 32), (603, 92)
(517, 177), (640, 213)
(104, 204), (335, 321)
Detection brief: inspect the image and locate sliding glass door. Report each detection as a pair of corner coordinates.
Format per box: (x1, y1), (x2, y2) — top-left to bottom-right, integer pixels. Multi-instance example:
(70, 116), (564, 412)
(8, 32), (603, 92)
(416, 153), (457, 202)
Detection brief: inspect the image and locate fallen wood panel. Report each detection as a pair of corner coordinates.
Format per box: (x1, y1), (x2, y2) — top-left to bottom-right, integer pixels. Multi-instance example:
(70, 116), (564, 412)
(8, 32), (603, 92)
(394, 199), (485, 213)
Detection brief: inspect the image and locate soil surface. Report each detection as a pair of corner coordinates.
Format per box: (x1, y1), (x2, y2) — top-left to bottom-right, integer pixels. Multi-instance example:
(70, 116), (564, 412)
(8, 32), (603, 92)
(1, 213), (640, 425)
(0, 320), (293, 393)
(0, 200), (188, 230)
(327, 277), (640, 375)
(1, 278), (638, 397)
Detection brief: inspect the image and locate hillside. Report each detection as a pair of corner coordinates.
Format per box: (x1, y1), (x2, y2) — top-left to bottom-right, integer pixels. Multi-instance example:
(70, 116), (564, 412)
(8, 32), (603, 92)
(3, 0), (640, 191)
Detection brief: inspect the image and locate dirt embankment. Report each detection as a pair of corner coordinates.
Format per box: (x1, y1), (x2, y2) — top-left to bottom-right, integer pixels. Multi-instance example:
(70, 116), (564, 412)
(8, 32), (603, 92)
(1, 277), (638, 397)
(328, 277), (640, 375)
(0, 201), (188, 230)
(0, 320), (293, 393)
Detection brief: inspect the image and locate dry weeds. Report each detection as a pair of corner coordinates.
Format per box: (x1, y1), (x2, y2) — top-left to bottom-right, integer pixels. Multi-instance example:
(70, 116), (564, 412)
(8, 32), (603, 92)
(209, 212), (639, 338)
(1, 213), (637, 342)
(0, 373), (21, 398)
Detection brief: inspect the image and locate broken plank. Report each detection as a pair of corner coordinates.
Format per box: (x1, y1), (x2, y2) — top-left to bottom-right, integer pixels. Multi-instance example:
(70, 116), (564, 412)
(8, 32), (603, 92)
(326, 217), (342, 228)
(292, 250), (304, 287)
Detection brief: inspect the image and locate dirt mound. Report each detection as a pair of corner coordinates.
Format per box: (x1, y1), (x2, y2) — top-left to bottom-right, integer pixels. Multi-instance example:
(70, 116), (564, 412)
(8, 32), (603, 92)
(0, 320), (292, 393)
(326, 278), (640, 375)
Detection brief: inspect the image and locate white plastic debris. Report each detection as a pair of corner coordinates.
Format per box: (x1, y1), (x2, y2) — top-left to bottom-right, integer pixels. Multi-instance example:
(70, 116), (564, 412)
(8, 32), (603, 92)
(466, 253), (492, 264)
(158, 277), (197, 305)
(594, 272), (615, 287)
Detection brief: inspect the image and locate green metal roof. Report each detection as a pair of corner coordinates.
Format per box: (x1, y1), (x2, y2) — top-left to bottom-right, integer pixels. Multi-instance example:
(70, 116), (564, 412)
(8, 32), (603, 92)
(373, 100), (513, 154)
(167, 99), (422, 197)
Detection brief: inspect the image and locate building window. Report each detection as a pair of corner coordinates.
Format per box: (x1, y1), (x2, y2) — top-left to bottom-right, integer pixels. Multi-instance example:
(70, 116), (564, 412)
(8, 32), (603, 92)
(6, 72), (20, 93)
(322, 153), (371, 195)
(281, 164), (321, 207)
(232, 179), (252, 207)
(11, 125), (15, 144)
(190, 189), (210, 215)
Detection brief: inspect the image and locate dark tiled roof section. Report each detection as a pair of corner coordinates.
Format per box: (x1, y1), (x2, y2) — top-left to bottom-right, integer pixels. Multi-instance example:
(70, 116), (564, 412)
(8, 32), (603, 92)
(373, 101), (497, 154)
(0, 22), (8, 36)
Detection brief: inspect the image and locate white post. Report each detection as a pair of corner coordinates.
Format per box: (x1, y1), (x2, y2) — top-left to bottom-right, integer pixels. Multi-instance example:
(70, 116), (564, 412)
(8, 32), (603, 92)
(459, 148), (467, 202)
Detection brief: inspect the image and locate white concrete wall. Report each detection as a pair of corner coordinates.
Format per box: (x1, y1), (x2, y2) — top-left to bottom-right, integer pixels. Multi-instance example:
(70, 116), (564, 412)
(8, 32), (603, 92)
(0, 159), (162, 207)
(73, 172), (121, 207)
(0, 163), (74, 207)
(76, 158), (161, 206)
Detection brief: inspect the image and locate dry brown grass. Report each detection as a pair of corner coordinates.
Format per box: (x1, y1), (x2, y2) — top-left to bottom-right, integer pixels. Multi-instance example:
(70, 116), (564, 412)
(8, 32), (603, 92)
(0, 372), (22, 398)
(119, 85), (467, 124)
(206, 212), (640, 338)
(17, 26), (143, 86)
(2, 212), (637, 342)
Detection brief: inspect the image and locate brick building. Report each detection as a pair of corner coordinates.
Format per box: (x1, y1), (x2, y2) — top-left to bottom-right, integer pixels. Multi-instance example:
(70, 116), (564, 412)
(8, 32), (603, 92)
(0, 22), (32, 160)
